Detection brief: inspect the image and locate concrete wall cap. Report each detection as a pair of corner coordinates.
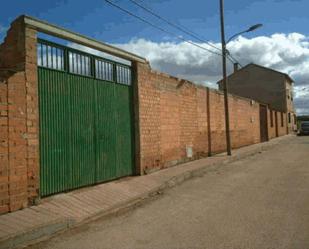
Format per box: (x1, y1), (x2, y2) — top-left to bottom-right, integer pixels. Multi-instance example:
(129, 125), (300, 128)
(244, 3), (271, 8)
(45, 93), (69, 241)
(22, 15), (147, 64)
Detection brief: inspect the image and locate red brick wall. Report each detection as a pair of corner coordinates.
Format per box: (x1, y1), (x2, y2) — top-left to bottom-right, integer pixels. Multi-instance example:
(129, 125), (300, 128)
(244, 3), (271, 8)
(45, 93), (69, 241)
(0, 80), (9, 214)
(229, 96), (261, 148)
(136, 63), (161, 173)
(208, 90), (226, 153)
(267, 109), (287, 139)
(277, 112), (288, 136)
(0, 16), (39, 214)
(0, 16), (289, 215)
(268, 109), (276, 139)
(24, 26), (40, 206)
(137, 62), (261, 174)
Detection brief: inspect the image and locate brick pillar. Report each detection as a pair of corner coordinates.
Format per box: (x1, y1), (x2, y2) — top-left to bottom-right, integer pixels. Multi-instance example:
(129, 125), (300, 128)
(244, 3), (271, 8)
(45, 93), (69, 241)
(0, 79), (9, 213)
(0, 16), (39, 213)
(7, 71), (28, 211)
(206, 88), (212, 156)
(25, 26), (39, 205)
(135, 62), (161, 174)
(132, 61), (142, 175)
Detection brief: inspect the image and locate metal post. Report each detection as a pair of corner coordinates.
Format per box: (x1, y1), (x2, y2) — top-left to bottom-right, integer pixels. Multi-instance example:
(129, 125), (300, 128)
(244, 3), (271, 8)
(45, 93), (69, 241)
(220, 0), (232, 155)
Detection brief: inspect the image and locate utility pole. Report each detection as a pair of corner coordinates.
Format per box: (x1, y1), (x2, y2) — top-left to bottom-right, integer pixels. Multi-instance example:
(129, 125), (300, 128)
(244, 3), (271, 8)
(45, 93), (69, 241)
(219, 0), (232, 156)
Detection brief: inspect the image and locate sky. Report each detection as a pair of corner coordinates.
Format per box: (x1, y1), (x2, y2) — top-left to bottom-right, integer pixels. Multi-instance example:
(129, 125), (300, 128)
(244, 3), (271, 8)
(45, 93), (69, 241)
(0, 0), (308, 115)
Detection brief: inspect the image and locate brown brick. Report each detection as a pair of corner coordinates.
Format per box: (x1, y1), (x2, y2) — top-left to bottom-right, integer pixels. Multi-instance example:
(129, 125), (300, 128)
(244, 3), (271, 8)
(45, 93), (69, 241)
(0, 205), (9, 214)
(0, 16), (39, 214)
(136, 62), (263, 173)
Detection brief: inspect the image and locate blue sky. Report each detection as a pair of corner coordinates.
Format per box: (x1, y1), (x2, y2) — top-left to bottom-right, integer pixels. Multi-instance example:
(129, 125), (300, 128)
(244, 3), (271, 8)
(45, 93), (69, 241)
(0, 0), (308, 43)
(0, 0), (309, 114)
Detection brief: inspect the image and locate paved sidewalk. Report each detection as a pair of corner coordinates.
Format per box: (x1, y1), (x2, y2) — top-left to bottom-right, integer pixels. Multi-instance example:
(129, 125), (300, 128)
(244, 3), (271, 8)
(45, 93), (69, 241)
(0, 135), (293, 249)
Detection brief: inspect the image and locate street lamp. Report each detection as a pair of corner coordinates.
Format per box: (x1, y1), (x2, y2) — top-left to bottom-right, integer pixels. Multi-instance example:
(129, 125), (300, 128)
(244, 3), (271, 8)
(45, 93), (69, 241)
(219, 0), (262, 156)
(226, 24), (263, 44)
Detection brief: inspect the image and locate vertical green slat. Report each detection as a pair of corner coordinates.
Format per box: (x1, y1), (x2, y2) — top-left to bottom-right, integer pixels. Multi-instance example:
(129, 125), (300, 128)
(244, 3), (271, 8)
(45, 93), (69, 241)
(69, 75), (96, 189)
(115, 84), (134, 177)
(95, 80), (134, 182)
(39, 68), (71, 196)
(95, 80), (116, 182)
(38, 59), (134, 197)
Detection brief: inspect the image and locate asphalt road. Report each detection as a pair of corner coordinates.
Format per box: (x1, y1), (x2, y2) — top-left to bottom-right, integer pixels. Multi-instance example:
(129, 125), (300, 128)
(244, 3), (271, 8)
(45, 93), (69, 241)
(28, 135), (309, 249)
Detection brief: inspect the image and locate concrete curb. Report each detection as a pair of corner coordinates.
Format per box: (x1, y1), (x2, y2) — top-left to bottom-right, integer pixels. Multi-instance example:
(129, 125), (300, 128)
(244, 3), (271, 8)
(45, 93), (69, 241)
(0, 135), (293, 249)
(78, 136), (290, 222)
(0, 218), (74, 249)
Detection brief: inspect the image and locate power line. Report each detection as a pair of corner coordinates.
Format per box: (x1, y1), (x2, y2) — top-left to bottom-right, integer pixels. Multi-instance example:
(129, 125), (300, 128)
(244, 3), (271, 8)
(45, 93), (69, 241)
(129, 0), (242, 66)
(226, 50), (243, 67)
(129, 0), (222, 53)
(104, 0), (240, 66)
(104, 0), (223, 57)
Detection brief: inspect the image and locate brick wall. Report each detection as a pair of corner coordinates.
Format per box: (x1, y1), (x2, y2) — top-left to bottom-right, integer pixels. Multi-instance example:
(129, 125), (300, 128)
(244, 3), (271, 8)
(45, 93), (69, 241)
(136, 62), (262, 174)
(268, 109), (288, 139)
(0, 16), (39, 214)
(24, 25), (40, 206)
(268, 109), (276, 139)
(0, 79), (9, 214)
(277, 112), (288, 136)
(0, 15), (289, 215)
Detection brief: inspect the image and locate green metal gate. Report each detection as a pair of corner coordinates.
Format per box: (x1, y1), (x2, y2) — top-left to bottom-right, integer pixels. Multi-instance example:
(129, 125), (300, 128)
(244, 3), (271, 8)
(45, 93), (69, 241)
(38, 39), (135, 197)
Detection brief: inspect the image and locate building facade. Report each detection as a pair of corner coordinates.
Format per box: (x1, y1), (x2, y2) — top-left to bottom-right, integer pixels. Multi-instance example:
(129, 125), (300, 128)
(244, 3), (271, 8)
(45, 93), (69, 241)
(218, 63), (297, 132)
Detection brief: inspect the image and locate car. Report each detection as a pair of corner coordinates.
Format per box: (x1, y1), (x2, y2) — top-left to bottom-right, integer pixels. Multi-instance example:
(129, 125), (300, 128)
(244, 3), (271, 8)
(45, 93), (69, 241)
(298, 121), (309, 136)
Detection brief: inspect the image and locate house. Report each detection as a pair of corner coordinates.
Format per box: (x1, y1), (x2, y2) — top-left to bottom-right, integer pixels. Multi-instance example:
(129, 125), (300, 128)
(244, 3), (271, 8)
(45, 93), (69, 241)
(218, 63), (297, 133)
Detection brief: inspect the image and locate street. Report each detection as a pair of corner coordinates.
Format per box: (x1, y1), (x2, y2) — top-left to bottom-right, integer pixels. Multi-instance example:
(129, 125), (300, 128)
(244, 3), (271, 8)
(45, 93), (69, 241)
(27, 135), (309, 249)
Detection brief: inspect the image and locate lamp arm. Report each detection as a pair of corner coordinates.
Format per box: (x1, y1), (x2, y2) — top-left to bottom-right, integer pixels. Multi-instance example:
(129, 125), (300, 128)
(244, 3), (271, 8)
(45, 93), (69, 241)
(226, 30), (247, 44)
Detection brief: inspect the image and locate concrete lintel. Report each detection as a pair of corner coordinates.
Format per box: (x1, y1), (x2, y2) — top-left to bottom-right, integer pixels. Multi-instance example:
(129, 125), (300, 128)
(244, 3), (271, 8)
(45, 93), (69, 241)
(23, 15), (147, 64)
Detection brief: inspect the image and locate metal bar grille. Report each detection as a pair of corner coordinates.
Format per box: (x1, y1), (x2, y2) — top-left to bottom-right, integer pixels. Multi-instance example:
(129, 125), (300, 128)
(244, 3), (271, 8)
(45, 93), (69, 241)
(95, 59), (113, 82)
(116, 65), (131, 85)
(68, 51), (91, 76)
(37, 39), (132, 85)
(37, 42), (65, 70)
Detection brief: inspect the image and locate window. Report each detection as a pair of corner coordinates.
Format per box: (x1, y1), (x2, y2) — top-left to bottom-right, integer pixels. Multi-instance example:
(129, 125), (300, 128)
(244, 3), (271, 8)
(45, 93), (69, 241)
(270, 110), (274, 127)
(294, 114), (297, 125)
(281, 112), (284, 127)
(37, 39), (133, 85)
(37, 42), (65, 70)
(68, 51), (92, 76)
(288, 113), (291, 123)
(116, 65), (132, 85)
(95, 59), (114, 81)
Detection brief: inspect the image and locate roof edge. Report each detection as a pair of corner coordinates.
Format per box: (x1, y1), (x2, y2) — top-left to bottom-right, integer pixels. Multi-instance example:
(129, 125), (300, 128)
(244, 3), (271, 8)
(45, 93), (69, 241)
(217, 63), (295, 84)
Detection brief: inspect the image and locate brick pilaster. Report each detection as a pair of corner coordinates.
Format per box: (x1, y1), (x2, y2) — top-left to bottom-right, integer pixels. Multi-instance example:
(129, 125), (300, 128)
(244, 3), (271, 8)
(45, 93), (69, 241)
(0, 16), (39, 213)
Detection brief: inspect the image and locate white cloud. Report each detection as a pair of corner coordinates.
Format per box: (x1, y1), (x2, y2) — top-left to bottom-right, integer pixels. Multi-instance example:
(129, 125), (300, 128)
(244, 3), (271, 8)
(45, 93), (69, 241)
(114, 33), (309, 115)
